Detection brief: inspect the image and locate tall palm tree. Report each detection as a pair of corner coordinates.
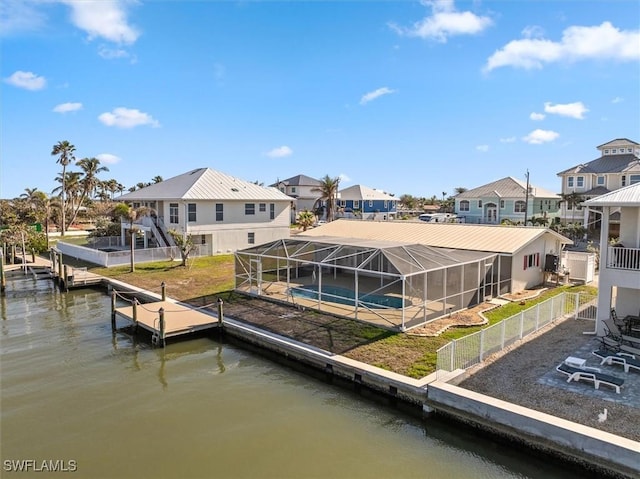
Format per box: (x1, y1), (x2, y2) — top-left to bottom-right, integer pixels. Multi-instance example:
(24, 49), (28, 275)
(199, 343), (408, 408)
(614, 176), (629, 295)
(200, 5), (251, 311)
(561, 192), (584, 225)
(113, 203), (151, 272)
(51, 140), (76, 236)
(152, 176), (163, 184)
(312, 175), (340, 222)
(66, 157), (109, 227)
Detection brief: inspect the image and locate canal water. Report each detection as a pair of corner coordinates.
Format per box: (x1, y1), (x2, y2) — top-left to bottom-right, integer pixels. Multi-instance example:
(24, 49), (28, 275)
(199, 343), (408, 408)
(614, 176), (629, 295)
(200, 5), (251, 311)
(1, 274), (586, 479)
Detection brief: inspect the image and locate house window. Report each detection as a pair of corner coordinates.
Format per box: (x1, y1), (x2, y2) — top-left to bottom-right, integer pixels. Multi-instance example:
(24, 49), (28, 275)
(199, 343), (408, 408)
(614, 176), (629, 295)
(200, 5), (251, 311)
(576, 176), (584, 188)
(353, 200), (359, 209)
(383, 200), (387, 208)
(169, 203), (179, 224)
(622, 176), (626, 187)
(459, 200), (470, 212)
(216, 203), (223, 221)
(478, 200), (482, 208)
(279, 187), (285, 193)
(567, 177), (574, 188)
(369, 200), (373, 207)
(188, 203), (196, 222)
(611, 149), (617, 154)
(291, 187), (296, 193)
(245, 203), (255, 215)
(523, 253), (540, 270)
(514, 201), (526, 213)
(500, 200), (505, 209)
(597, 176), (605, 186)
(248, 232), (255, 244)
(259, 203), (266, 212)
(628, 148), (633, 153)
(604, 149), (610, 154)
(133, 202), (140, 208)
(339, 200), (346, 207)
(270, 203), (275, 220)
(631, 175), (640, 185)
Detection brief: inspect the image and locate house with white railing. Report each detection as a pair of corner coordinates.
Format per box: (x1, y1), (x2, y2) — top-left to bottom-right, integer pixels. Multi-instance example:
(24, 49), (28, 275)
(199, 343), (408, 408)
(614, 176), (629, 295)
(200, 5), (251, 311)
(584, 183), (640, 336)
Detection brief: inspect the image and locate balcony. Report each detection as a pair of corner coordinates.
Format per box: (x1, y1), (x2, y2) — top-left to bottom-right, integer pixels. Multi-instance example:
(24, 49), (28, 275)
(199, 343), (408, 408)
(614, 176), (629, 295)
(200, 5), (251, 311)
(607, 245), (640, 271)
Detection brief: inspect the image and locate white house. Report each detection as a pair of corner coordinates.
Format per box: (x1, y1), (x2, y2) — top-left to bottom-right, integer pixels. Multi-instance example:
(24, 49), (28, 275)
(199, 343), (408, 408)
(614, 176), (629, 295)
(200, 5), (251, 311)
(117, 167), (292, 254)
(584, 183), (640, 336)
(271, 174), (322, 222)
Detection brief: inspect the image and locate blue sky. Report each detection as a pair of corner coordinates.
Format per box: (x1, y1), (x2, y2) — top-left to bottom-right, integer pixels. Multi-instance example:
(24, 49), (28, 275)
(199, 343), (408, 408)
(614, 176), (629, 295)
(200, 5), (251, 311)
(1, 0), (639, 200)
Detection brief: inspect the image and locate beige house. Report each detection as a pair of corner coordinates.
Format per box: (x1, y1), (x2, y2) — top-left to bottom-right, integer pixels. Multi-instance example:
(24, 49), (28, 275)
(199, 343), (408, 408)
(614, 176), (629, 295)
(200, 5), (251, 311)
(117, 168), (292, 254)
(271, 174), (323, 222)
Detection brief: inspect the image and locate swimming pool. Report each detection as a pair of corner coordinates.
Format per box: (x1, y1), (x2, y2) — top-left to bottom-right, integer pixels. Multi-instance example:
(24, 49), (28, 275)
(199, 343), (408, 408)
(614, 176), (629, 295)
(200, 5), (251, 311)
(290, 284), (404, 309)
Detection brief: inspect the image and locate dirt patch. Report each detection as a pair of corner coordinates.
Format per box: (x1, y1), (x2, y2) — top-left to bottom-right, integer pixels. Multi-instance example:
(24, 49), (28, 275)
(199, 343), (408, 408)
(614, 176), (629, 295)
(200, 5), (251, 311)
(407, 302), (496, 336)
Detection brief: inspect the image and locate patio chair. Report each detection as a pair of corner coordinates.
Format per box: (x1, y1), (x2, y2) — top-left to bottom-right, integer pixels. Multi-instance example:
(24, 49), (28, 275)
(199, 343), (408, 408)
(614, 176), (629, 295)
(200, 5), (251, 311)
(603, 318), (640, 347)
(592, 349), (640, 374)
(596, 336), (640, 358)
(555, 362), (624, 394)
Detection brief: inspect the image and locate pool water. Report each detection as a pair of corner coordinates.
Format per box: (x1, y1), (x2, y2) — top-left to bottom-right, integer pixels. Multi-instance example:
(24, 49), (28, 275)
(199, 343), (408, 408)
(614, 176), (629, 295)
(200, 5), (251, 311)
(291, 284), (404, 309)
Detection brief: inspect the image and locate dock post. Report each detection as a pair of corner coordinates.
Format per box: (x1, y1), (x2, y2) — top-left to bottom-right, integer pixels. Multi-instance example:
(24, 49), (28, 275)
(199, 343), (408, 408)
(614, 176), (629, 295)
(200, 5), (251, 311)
(63, 264), (69, 291)
(57, 253), (63, 286)
(111, 290), (117, 330)
(132, 298), (138, 332)
(217, 298), (224, 330)
(0, 250), (5, 294)
(161, 281), (166, 301)
(158, 308), (166, 347)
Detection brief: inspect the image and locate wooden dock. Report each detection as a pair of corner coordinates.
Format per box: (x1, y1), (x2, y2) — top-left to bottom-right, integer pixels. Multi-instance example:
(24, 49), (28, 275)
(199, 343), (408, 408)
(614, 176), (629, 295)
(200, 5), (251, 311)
(114, 299), (221, 346)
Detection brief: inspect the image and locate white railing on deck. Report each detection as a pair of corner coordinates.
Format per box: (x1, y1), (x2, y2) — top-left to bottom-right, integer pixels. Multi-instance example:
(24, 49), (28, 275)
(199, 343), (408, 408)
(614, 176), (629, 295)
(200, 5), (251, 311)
(607, 245), (640, 271)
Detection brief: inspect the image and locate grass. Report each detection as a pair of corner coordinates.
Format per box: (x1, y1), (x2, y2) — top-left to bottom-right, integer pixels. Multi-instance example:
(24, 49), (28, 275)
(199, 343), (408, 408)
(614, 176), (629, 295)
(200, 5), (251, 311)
(61, 252), (598, 379)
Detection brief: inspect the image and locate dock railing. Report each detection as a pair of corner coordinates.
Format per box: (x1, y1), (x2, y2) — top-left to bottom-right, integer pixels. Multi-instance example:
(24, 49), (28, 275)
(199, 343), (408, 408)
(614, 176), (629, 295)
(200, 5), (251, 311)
(436, 292), (596, 378)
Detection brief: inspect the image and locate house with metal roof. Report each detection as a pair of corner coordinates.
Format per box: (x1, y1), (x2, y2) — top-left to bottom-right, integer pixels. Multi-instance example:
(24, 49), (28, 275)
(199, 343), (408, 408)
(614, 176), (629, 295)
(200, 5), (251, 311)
(117, 168), (292, 254)
(454, 177), (561, 226)
(235, 219), (572, 330)
(271, 174), (322, 222)
(337, 184), (398, 220)
(557, 138), (640, 226)
(584, 183), (640, 337)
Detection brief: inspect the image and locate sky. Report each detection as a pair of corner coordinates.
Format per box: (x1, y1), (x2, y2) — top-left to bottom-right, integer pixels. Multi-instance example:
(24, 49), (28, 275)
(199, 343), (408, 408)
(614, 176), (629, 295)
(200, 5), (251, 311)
(1, 0), (639, 201)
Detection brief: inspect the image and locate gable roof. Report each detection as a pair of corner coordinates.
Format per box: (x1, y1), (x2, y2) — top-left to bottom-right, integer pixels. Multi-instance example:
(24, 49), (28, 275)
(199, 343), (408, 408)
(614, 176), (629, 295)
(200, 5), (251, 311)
(596, 138), (640, 149)
(299, 219), (572, 254)
(270, 174), (321, 187)
(339, 184), (396, 201)
(584, 183), (640, 207)
(557, 155), (639, 176)
(456, 177), (559, 199)
(117, 168), (292, 202)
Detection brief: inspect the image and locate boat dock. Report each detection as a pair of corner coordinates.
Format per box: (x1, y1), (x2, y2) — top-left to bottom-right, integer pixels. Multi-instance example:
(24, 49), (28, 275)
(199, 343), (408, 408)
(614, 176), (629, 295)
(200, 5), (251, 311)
(112, 296), (222, 347)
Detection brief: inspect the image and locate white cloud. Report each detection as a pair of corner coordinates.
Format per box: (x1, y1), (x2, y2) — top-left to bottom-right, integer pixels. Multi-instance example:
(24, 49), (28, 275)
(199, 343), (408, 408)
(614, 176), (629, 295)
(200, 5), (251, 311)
(338, 173), (351, 184)
(522, 129), (559, 144)
(360, 87), (396, 105)
(0, 0), (47, 36)
(61, 0), (140, 44)
(4, 70), (46, 90)
(389, 0), (492, 43)
(530, 112), (545, 121)
(53, 102), (83, 113)
(485, 21), (640, 71)
(499, 137), (516, 143)
(267, 146), (293, 158)
(544, 101), (588, 119)
(98, 107), (160, 128)
(98, 45), (133, 60)
(476, 144), (489, 152)
(611, 96), (623, 104)
(521, 25), (545, 39)
(96, 153), (121, 165)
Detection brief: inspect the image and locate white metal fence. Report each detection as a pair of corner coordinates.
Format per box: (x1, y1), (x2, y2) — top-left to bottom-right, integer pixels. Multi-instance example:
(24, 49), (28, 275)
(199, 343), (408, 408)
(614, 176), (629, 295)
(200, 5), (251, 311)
(436, 292), (597, 377)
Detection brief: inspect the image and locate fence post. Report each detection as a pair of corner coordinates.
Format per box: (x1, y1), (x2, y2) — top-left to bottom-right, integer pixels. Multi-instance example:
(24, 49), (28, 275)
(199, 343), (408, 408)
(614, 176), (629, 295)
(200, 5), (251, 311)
(535, 303), (540, 331)
(573, 292), (579, 319)
(501, 318), (506, 349)
(479, 329), (484, 362)
(519, 311), (524, 339)
(450, 340), (456, 372)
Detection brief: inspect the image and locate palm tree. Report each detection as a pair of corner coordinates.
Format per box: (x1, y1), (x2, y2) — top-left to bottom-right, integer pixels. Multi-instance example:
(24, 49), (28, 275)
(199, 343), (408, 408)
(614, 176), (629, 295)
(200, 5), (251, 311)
(454, 187), (468, 195)
(51, 140), (76, 236)
(113, 203), (151, 272)
(66, 157), (109, 227)
(297, 210), (316, 231)
(561, 192), (584, 225)
(312, 175), (340, 222)
(152, 176), (163, 184)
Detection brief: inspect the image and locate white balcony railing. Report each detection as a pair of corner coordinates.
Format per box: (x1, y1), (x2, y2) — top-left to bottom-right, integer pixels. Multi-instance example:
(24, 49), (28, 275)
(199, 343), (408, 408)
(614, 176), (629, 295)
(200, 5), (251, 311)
(607, 245), (640, 271)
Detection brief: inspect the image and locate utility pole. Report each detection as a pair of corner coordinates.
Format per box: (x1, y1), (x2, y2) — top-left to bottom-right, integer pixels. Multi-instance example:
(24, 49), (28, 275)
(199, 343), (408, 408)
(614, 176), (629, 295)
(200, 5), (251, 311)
(524, 170), (530, 226)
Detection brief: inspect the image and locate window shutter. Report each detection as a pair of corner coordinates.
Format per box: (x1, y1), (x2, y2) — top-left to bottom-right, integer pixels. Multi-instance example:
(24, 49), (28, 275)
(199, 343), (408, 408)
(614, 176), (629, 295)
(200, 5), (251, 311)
(524, 256), (527, 270)
(536, 253), (540, 267)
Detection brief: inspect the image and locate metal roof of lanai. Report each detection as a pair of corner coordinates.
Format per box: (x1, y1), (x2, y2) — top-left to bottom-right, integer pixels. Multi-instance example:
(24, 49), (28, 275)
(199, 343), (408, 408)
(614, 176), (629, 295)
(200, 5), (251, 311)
(298, 219), (572, 255)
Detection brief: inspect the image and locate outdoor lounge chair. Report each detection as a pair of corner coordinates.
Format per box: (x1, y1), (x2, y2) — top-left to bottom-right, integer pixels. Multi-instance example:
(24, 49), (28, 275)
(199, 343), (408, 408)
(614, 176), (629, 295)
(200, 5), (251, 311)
(592, 349), (640, 374)
(596, 335), (640, 358)
(603, 318), (640, 347)
(555, 362), (624, 394)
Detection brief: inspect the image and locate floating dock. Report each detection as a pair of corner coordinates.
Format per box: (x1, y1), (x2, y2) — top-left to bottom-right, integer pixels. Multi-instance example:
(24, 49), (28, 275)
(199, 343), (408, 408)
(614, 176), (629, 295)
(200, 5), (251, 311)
(113, 299), (221, 346)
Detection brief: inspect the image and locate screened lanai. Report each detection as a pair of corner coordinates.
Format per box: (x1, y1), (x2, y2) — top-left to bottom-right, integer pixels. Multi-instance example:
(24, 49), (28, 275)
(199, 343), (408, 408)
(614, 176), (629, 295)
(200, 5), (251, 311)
(235, 236), (511, 331)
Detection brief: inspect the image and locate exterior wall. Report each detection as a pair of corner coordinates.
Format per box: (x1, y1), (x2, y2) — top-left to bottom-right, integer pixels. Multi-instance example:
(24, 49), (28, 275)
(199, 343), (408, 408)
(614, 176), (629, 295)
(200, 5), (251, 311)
(510, 236), (565, 291)
(210, 226), (290, 253)
(342, 199), (396, 214)
(456, 197), (559, 225)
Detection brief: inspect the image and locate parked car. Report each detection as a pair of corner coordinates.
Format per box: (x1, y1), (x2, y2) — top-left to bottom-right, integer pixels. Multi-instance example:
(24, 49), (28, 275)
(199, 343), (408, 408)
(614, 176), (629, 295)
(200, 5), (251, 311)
(418, 213), (456, 223)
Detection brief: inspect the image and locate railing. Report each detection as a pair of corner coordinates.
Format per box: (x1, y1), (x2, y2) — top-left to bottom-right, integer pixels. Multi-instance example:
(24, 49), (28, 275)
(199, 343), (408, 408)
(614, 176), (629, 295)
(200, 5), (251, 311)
(86, 236), (123, 249)
(436, 292), (595, 377)
(607, 245), (640, 271)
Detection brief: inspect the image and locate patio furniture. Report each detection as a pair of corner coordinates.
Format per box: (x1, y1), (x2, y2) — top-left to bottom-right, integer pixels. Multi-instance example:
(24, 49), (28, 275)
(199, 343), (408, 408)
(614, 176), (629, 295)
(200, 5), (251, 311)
(555, 362), (624, 394)
(603, 318), (640, 347)
(596, 336), (640, 358)
(592, 349), (640, 373)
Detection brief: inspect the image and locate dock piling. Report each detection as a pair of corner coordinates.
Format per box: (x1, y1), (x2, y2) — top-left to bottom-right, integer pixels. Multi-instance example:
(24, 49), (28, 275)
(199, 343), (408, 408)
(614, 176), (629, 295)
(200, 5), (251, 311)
(132, 298), (138, 333)
(217, 298), (224, 329)
(111, 290), (117, 330)
(161, 282), (166, 301)
(158, 308), (166, 347)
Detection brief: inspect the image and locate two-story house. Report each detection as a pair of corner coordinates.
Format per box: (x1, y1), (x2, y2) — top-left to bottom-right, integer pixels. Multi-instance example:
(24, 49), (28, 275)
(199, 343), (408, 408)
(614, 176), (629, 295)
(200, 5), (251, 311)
(271, 174), (322, 222)
(454, 177), (561, 225)
(584, 183), (640, 337)
(557, 138), (640, 227)
(117, 167), (292, 254)
(337, 185), (398, 220)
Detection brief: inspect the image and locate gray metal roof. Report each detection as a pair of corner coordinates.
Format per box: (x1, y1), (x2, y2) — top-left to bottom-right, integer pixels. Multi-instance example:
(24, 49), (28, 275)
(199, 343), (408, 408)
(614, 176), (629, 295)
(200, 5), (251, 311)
(339, 184), (396, 201)
(117, 168), (292, 202)
(270, 174), (321, 187)
(299, 219), (572, 254)
(557, 154), (639, 175)
(456, 177), (559, 199)
(584, 183), (640, 206)
(596, 138), (639, 149)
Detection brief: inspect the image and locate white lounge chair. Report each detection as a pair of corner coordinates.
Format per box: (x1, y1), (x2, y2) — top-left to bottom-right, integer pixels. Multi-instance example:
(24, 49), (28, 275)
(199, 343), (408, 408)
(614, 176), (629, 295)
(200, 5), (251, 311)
(592, 349), (640, 373)
(555, 362), (624, 394)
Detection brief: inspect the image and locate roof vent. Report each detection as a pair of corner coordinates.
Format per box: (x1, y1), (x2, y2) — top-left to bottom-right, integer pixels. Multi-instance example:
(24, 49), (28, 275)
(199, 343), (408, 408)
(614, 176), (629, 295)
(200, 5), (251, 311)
(231, 188), (239, 192)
